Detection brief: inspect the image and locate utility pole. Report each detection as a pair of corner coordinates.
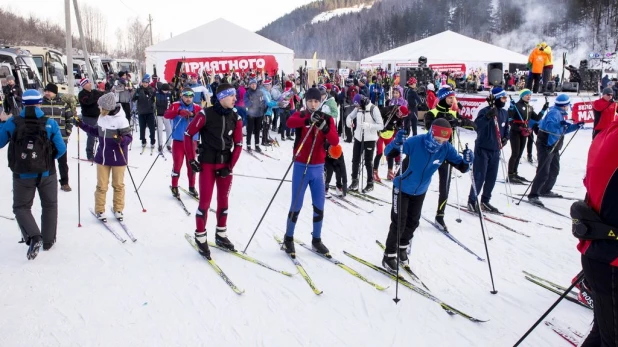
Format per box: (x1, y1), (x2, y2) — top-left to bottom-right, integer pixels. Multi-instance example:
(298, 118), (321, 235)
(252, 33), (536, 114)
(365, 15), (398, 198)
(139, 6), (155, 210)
(148, 14), (153, 46)
(64, 0), (74, 95)
(72, 0), (94, 84)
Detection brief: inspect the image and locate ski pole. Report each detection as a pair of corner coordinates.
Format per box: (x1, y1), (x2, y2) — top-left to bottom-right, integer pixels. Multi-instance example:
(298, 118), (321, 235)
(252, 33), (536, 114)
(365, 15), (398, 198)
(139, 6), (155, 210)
(136, 120), (180, 191)
(513, 272), (583, 346)
(466, 144), (497, 294)
(452, 129), (462, 223)
(242, 123), (317, 254)
(393, 131), (406, 304)
(115, 137), (147, 213)
(77, 124), (82, 227)
(233, 173), (292, 183)
(500, 146), (513, 205)
(558, 127), (580, 157)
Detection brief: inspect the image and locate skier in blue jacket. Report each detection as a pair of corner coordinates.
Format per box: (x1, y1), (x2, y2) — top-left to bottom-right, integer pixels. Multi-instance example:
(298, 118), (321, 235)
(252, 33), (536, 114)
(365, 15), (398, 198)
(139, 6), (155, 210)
(381, 118), (473, 271)
(528, 94), (583, 206)
(467, 87), (510, 213)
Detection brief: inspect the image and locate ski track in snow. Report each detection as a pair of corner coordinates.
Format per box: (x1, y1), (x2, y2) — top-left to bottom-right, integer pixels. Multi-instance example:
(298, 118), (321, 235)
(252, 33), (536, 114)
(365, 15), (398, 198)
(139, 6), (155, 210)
(0, 125), (595, 346)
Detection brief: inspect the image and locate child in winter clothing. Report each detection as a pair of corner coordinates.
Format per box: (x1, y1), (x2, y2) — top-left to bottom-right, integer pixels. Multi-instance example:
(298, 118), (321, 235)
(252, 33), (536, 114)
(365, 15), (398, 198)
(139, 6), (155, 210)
(373, 105), (408, 182)
(76, 92), (132, 222)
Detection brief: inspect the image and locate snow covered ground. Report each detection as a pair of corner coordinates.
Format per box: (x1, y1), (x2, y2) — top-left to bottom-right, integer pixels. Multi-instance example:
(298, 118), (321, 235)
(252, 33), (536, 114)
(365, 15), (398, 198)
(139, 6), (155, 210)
(310, 3), (374, 24)
(0, 122), (593, 346)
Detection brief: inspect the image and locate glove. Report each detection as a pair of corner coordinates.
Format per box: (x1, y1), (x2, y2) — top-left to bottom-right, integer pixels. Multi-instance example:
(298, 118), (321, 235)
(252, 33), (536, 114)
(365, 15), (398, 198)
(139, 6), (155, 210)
(189, 159), (202, 173)
(179, 109), (193, 118)
(318, 115), (331, 133)
(462, 148), (474, 164)
(73, 116), (83, 127)
(394, 130), (407, 146)
(113, 135), (123, 144)
(485, 108), (497, 119)
(576, 121), (585, 127)
(541, 102), (549, 112)
(560, 120), (570, 127)
(216, 167), (231, 177)
(448, 118), (460, 128)
(310, 111), (325, 124)
(501, 137), (508, 147)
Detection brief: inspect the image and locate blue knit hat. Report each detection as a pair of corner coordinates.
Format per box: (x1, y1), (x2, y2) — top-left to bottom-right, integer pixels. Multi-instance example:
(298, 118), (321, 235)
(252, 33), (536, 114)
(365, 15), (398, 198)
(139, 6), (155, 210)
(437, 86), (455, 100)
(519, 88), (531, 98)
(22, 89), (43, 105)
(249, 79), (257, 85)
(491, 87), (507, 98)
(555, 94), (571, 106)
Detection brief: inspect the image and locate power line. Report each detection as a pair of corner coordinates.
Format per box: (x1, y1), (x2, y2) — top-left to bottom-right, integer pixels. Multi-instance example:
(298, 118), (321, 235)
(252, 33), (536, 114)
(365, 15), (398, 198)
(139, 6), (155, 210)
(117, 0), (136, 13)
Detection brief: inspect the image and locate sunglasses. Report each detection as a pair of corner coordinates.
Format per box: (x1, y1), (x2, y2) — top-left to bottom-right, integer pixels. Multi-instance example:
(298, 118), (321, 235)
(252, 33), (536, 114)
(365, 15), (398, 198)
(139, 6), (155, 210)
(181, 92), (195, 97)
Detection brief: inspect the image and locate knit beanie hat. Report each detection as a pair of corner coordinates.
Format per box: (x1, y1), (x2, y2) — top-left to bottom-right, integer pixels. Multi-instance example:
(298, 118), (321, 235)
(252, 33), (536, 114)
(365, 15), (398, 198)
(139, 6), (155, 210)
(437, 86), (455, 100)
(431, 118), (452, 139)
(22, 89), (43, 105)
(491, 87), (507, 98)
(426, 83), (435, 91)
(44, 83), (58, 95)
(285, 80), (294, 89)
(98, 92), (117, 111)
(603, 87), (614, 96)
(305, 87), (321, 101)
(79, 78), (90, 88)
(519, 89), (531, 98)
(555, 94), (571, 106)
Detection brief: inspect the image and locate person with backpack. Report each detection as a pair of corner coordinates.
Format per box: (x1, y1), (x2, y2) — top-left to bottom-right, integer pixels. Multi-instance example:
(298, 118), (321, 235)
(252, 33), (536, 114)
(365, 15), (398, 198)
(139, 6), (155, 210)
(0, 89), (66, 259)
(346, 94), (384, 193)
(41, 83), (73, 192)
(74, 92), (132, 222)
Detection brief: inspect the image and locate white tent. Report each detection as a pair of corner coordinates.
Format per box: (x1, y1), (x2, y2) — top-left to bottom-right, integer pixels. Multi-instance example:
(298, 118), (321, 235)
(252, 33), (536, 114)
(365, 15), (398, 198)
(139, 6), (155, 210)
(360, 30), (528, 73)
(145, 18), (294, 82)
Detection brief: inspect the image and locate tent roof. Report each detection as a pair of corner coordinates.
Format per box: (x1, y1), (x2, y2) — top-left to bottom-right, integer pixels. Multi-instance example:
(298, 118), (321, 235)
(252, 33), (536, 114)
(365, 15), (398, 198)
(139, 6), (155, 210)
(146, 18), (293, 55)
(361, 30), (528, 64)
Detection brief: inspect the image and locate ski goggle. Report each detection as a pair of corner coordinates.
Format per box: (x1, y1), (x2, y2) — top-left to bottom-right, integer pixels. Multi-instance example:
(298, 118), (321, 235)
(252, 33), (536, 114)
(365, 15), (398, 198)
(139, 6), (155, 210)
(181, 91), (194, 97)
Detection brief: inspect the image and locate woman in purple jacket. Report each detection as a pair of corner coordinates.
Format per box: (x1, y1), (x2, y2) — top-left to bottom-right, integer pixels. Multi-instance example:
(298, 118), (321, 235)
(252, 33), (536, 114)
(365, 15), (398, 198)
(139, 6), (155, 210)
(75, 92), (133, 222)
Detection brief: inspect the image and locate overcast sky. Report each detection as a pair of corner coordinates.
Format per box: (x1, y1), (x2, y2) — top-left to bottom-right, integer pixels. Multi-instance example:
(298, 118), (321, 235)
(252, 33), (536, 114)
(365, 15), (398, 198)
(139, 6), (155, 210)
(1, 0), (314, 48)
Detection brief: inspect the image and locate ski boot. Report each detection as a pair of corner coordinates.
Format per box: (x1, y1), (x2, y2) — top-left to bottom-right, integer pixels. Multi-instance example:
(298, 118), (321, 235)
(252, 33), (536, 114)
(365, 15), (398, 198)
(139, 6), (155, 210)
(281, 235), (295, 257)
(325, 188), (331, 198)
(43, 237), (55, 251)
(481, 202), (501, 214)
(167, 145), (172, 152)
(96, 212), (107, 222)
(527, 154), (533, 163)
(362, 182), (374, 193)
(387, 169), (395, 180)
(514, 173), (530, 182)
(158, 145), (163, 153)
(170, 186), (180, 198)
(528, 195), (545, 207)
(246, 144), (252, 152)
(572, 273), (594, 309)
(27, 235), (43, 260)
(255, 145), (262, 153)
(398, 244), (409, 266)
(286, 136), (293, 141)
(194, 230), (211, 259)
(540, 191), (563, 198)
(215, 227), (235, 251)
(467, 201), (479, 214)
(508, 173), (524, 184)
(373, 169), (382, 183)
(334, 186), (344, 197)
(312, 237), (330, 257)
(382, 253), (398, 273)
(188, 187), (199, 199)
(60, 184), (72, 192)
(114, 211), (124, 222)
(435, 214), (448, 231)
(348, 179), (359, 191)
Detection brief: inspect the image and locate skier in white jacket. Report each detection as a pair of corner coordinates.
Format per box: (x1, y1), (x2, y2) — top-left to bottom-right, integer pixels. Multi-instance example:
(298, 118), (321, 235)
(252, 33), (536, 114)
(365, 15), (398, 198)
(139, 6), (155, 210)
(346, 94), (384, 192)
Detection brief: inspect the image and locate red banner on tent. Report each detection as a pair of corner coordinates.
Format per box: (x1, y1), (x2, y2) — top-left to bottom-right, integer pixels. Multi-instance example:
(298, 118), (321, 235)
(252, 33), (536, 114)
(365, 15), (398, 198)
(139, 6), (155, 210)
(456, 96), (486, 120)
(429, 64), (466, 73)
(163, 55), (279, 81)
(571, 101), (595, 123)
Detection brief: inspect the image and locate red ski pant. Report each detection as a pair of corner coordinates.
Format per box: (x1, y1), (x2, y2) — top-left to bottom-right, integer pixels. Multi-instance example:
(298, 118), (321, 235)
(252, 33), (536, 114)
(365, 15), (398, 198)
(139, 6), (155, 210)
(171, 140), (196, 188)
(195, 163), (233, 232)
(374, 133), (400, 169)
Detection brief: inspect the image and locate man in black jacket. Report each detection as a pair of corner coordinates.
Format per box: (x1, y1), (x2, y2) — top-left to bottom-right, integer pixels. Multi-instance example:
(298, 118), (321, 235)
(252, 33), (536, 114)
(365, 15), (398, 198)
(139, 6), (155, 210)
(132, 77), (156, 149)
(2, 75), (22, 116)
(77, 78), (104, 160)
(403, 77), (422, 135)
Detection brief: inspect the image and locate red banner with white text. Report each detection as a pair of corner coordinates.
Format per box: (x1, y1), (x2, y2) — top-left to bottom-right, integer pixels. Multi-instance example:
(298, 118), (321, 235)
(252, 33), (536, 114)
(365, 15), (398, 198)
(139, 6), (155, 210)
(163, 55), (279, 82)
(456, 97), (486, 120)
(571, 101), (595, 123)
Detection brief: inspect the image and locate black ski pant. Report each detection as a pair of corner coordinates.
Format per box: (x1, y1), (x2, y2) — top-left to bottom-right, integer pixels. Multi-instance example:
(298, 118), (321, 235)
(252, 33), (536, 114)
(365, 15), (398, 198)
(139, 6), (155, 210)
(581, 255), (618, 347)
(351, 139), (375, 183)
(261, 116), (271, 144)
(121, 102), (132, 124)
(542, 67), (553, 92)
(325, 155), (347, 192)
(468, 148), (500, 204)
(529, 143), (560, 198)
(384, 190), (426, 254)
(436, 162), (452, 216)
(508, 130), (527, 174)
(408, 111), (418, 136)
(246, 116), (263, 147)
(272, 108), (280, 131)
(138, 113), (156, 145)
(83, 116), (98, 160)
(343, 106), (355, 142)
(57, 149), (69, 186)
(527, 132), (535, 156)
(279, 110), (291, 138)
(13, 174), (58, 244)
(526, 73), (542, 93)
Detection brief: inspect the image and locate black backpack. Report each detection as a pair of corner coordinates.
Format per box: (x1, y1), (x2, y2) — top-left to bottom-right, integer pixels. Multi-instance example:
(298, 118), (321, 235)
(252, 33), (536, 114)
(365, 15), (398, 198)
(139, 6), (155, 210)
(8, 116), (54, 175)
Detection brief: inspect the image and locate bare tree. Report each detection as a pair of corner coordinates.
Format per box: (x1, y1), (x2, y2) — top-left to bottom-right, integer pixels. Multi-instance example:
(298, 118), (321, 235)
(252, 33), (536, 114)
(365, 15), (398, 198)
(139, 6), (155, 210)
(79, 2), (107, 53)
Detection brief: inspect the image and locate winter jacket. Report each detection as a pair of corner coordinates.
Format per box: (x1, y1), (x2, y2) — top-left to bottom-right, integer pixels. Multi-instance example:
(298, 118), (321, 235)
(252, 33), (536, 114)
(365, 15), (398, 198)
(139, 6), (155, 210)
(131, 86), (155, 115)
(113, 78), (133, 103)
(346, 85), (358, 104)
(244, 87), (266, 118)
(425, 102), (476, 142)
(78, 88), (104, 118)
(369, 84), (385, 106)
(189, 82), (210, 105)
(321, 96), (339, 119)
(0, 107), (66, 179)
(592, 98), (617, 138)
(426, 90), (438, 110)
(389, 97), (408, 107)
(261, 88), (278, 117)
(385, 133), (469, 196)
(528, 47), (547, 74)
(346, 103), (384, 142)
(538, 106), (580, 149)
(78, 106), (132, 166)
(508, 99), (541, 133)
(164, 101), (201, 141)
(270, 85), (282, 103)
(542, 45), (553, 68)
(41, 95), (73, 141)
(358, 85), (369, 98)
(236, 86), (246, 107)
(2, 84), (22, 115)
(287, 110), (339, 165)
(155, 91), (172, 116)
(403, 87), (422, 113)
(579, 120), (618, 266)
(474, 106), (510, 151)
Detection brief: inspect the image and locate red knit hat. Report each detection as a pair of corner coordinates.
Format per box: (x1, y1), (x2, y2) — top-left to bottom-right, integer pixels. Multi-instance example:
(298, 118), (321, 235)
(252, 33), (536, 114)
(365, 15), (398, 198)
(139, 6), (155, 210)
(285, 80), (294, 89)
(407, 77), (417, 85)
(263, 78), (272, 85)
(398, 105), (409, 117)
(324, 83), (332, 90)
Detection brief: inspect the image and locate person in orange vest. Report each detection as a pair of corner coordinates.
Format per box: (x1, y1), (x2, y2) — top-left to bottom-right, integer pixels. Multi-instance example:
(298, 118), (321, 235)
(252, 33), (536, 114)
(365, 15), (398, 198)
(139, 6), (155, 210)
(526, 44), (548, 93)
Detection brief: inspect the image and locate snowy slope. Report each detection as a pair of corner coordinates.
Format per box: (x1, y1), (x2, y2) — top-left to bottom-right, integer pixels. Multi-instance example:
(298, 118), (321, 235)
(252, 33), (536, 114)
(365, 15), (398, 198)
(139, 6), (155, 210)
(0, 122), (593, 346)
(310, 3), (374, 24)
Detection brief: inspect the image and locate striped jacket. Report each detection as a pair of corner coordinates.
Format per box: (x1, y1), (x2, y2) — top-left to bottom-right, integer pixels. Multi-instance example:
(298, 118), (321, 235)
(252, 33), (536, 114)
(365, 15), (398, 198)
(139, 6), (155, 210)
(41, 95), (73, 141)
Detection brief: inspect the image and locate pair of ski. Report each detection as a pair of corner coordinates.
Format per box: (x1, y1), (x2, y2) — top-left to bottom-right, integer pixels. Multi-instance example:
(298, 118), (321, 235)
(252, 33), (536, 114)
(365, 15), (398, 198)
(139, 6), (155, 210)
(446, 203), (531, 237)
(512, 193), (578, 201)
(343, 245), (487, 322)
(140, 145), (156, 156)
(523, 271), (592, 310)
(501, 193), (570, 219)
(184, 234), (294, 295)
(72, 157), (139, 169)
(243, 148), (279, 161)
(329, 185), (389, 205)
(326, 195), (373, 214)
(545, 317), (586, 346)
(448, 202), (562, 230)
(89, 208), (137, 243)
(421, 215), (486, 262)
(274, 236), (389, 295)
(177, 186), (216, 214)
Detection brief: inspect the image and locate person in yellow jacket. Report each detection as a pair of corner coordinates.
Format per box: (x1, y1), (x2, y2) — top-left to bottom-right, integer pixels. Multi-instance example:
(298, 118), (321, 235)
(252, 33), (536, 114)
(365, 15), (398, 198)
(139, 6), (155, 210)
(526, 44), (547, 93)
(540, 43), (553, 92)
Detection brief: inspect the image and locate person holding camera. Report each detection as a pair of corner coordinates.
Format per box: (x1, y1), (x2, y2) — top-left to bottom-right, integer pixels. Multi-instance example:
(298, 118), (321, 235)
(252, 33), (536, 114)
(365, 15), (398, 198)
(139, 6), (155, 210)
(572, 118), (618, 346)
(182, 83), (243, 258)
(2, 75), (22, 116)
(164, 88), (202, 199)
